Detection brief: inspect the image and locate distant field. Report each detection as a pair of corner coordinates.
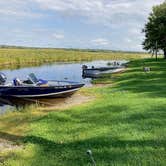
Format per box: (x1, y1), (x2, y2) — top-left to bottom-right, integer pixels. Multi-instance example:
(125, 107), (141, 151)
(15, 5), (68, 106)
(0, 48), (150, 67)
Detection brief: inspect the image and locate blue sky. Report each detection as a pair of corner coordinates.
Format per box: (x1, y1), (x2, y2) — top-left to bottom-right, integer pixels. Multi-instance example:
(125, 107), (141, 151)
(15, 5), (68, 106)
(0, 0), (164, 51)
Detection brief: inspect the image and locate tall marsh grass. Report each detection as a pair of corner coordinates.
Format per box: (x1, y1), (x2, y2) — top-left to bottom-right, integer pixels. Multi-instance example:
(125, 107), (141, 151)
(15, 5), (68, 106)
(0, 48), (150, 68)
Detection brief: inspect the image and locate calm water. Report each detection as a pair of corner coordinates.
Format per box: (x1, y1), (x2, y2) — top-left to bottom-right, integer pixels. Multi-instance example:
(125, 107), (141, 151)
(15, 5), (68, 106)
(0, 60), (127, 114)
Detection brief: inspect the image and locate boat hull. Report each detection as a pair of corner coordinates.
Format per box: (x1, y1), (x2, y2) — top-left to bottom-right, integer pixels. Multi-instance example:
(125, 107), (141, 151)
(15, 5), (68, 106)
(0, 84), (84, 98)
(82, 67), (125, 78)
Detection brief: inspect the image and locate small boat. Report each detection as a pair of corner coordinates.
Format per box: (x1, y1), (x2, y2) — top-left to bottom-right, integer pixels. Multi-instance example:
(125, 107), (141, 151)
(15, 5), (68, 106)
(82, 65), (120, 72)
(82, 65), (125, 78)
(0, 73), (84, 98)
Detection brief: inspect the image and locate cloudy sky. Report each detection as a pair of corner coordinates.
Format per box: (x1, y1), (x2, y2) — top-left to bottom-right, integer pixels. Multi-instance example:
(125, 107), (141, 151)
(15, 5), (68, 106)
(0, 0), (165, 51)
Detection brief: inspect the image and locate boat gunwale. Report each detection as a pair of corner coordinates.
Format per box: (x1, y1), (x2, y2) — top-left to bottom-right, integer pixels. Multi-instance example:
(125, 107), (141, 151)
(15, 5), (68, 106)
(0, 80), (84, 88)
(11, 88), (81, 98)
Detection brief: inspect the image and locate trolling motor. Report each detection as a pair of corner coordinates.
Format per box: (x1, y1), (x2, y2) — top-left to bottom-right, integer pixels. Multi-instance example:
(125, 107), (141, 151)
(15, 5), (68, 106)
(86, 149), (96, 166)
(0, 72), (7, 85)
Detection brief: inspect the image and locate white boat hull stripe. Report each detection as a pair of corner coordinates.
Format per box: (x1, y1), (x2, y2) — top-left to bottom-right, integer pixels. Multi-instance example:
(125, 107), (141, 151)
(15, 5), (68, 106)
(12, 88), (80, 98)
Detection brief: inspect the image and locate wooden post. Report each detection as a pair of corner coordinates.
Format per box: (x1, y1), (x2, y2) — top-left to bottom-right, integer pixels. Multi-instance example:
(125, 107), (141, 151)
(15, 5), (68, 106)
(155, 41), (158, 61)
(151, 49), (154, 58)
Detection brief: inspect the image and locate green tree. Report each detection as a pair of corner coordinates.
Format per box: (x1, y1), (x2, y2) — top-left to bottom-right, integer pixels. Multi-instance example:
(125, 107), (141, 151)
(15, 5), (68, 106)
(143, 1), (166, 58)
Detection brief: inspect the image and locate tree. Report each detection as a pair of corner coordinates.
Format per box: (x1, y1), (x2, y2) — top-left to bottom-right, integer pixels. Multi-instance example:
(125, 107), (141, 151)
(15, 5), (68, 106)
(143, 1), (166, 58)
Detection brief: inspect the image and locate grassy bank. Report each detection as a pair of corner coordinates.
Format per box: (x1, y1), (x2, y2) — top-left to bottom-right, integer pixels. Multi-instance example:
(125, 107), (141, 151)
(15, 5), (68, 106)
(0, 48), (150, 68)
(0, 58), (166, 165)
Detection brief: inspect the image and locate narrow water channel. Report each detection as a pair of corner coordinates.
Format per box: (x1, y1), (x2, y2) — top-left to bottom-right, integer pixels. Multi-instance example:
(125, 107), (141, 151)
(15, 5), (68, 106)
(0, 60), (127, 114)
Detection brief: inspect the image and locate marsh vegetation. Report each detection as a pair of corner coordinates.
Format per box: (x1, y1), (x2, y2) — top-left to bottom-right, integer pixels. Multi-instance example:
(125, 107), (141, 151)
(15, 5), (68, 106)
(0, 48), (150, 69)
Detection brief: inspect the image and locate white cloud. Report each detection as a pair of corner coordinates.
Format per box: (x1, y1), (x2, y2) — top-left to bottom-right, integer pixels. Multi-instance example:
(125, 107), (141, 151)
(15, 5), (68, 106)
(125, 38), (132, 43)
(0, 0), (42, 18)
(34, 0), (164, 26)
(91, 38), (110, 46)
(0, 0), (165, 51)
(1, 0), (164, 23)
(33, 0), (165, 51)
(52, 33), (64, 39)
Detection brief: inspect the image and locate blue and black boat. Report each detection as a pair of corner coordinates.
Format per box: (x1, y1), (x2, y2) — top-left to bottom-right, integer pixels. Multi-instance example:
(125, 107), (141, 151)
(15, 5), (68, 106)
(0, 73), (84, 98)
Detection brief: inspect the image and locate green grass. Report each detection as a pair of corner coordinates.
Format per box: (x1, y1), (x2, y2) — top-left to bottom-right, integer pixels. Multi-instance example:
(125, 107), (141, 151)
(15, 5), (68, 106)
(0, 48), (150, 69)
(0, 58), (166, 165)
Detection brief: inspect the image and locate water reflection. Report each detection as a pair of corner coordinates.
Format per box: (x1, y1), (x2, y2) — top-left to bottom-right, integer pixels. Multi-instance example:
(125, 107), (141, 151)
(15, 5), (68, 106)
(0, 96), (75, 114)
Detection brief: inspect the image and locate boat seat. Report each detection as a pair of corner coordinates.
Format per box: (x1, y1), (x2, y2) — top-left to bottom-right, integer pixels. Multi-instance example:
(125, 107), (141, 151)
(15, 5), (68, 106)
(37, 79), (48, 86)
(13, 78), (22, 86)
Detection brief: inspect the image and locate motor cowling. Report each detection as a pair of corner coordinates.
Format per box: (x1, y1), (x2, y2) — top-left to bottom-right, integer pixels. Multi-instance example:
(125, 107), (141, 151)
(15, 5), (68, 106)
(0, 73), (7, 85)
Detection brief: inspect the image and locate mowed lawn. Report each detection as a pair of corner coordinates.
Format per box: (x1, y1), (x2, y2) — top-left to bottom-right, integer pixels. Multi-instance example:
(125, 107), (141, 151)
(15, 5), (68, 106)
(0, 58), (166, 166)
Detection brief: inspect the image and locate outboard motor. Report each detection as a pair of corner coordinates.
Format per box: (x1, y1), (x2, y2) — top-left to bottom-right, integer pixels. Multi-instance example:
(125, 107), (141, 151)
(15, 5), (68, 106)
(82, 65), (88, 76)
(0, 72), (7, 85)
(82, 65), (88, 70)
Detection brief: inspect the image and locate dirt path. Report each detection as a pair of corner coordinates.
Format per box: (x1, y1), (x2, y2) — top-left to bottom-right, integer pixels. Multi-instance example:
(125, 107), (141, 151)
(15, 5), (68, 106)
(38, 92), (95, 110)
(0, 138), (21, 152)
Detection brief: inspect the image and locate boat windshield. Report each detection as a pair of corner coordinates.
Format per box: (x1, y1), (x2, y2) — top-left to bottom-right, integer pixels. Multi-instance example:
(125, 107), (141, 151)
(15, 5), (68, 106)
(28, 73), (38, 84)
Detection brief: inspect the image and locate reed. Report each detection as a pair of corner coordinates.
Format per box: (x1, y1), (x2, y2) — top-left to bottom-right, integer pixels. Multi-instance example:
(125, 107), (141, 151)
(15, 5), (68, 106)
(0, 48), (150, 68)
